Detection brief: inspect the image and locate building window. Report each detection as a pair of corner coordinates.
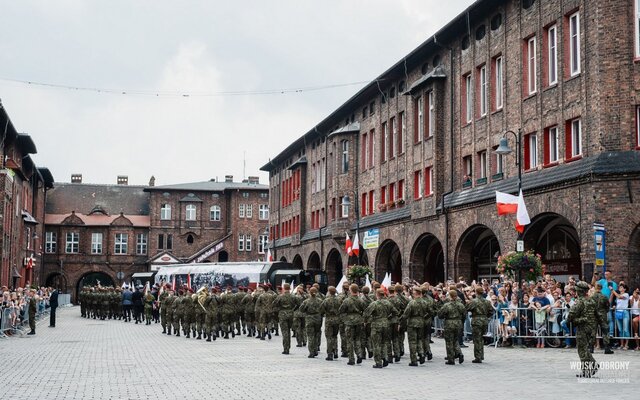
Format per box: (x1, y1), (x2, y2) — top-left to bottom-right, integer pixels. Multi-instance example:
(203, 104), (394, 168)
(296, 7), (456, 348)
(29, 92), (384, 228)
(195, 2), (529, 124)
(160, 204), (171, 220)
(464, 74), (472, 123)
(259, 235), (268, 254)
(381, 121), (387, 162)
(547, 25), (558, 85)
(413, 170), (423, 199)
(492, 148), (504, 176)
(398, 179), (404, 200)
(368, 190), (375, 215)
(566, 118), (582, 158)
(636, 1), (640, 58)
(524, 133), (538, 170)
(569, 12), (581, 76)
(187, 234), (194, 244)
(545, 126), (559, 164)
(259, 192), (267, 199)
(361, 193), (367, 217)
(398, 111), (406, 154)
(136, 233), (147, 255)
(341, 140), (349, 173)
(427, 91), (435, 137)
(114, 233), (128, 255)
(239, 203), (245, 218)
(388, 182), (395, 202)
(242, 192), (249, 198)
(91, 232), (103, 254)
(245, 235), (252, 252)
(185, 204), (196, 221)
(361, 132), (368, 170)
(340, 197), (349, 218)
(478, 65), (488, 117)
(246, 204), (253, 218)
(463, 156), (473, 186)
(415, 96), (424, 142)
(381, 186), (387, 205)
(238, 234), (245, 251)
(210, 205), (221, 221)
(494, 56), (503, 110)
(527, 36), (537, 95)
(65, 232), (79, 254)
(424, 167), (433, 196)
(158, 233), (164, 250)
(478, 151), (487, 179)
(45, 232), (56, 253)
(259, 204), (269, 220)
(368, 129), (374, 168)
(636, 106), (640, 148)
(166, 234), (173, 250)
(389, 117), (396, 158)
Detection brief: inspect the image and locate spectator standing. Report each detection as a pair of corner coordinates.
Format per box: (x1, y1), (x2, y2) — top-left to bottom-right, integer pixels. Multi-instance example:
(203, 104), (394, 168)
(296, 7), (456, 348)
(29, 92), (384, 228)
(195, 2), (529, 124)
(631, 289), (639, 350)
(132, 285), (144, 324)
(49, 287), (59, 328)
(611, 284), (630, 349)
(592, 270), (618, 341)
(122, 286), (133, 322)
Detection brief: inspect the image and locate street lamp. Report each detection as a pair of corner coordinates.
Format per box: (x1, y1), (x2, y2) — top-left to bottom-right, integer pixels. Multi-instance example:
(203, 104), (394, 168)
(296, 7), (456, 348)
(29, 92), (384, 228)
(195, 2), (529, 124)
(493, 128), (523, 192)
(340, 194), (362, 265)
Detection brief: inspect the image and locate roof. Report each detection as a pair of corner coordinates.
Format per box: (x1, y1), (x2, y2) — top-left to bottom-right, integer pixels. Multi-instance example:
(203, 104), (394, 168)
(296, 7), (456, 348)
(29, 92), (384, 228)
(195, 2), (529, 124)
(16, 133), (37, 154)
(45, 212), (150, 227)
(46, 183), (150, 215)
(37, 168), (55, 189)
(444, 151), (640, 209)
(328, 121), (360, 138)
(288, 156), (308, 171)
(146, 180), (268, 192)
(261, 0), (499, 171)
(404, 65), (447, 95)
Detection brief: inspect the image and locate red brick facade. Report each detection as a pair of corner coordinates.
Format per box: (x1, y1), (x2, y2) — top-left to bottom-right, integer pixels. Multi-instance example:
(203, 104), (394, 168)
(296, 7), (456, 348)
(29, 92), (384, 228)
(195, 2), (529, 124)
(263, 0), (640, 289)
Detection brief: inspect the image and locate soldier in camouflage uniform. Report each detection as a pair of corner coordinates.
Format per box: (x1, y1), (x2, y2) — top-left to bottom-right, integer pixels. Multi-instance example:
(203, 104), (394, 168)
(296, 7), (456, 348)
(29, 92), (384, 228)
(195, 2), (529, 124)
(102, 288), (111, 320)
(421, 285), (436, 361)
(193, 292), (206, 339)
(338, 284), (365, 365)
(204, 288), (220, 341)
(164, 289), (176, 335)
(364, 288), (391, 368)
(272, 283), (298, 354)
(173, 291), (184, 337)
(144, 290), (155, 325)
(321, 286), (341, 361)
(256, 285), (275, 340)
(111, 288), (121, 320)
(466, 287), (494, 363)
(593, 282), (614, 354)
(159, 285), (170, 333)
(438, 290), (466, 365)
(299, 286), (323, 358)
(220, 287), (236, 339)
(241, 287), (256, 337)
(360, 286), (373, 358)
(401, 286), (428, 366)
(266, 285), (279, 337)
(79, 287), (87, 318)
(338, 281), (351, 357)
(235, 287), (247, 335)
(567, 281), (599, 378)
(292, 285), (307, 347)
(182, 291), (195, 338)
(389, 284), (407, 361)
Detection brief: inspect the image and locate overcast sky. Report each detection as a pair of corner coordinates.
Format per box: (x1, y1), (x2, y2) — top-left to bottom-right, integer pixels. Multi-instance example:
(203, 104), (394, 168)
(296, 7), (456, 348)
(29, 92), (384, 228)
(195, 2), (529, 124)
(0, 0), (471, 186)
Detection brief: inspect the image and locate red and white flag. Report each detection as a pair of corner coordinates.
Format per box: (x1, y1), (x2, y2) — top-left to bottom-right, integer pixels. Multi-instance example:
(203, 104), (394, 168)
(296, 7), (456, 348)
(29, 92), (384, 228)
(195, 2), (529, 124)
(345, 233), (353, 256)
(266, 248), (273, 262)
(496, 191), (519, 215)
(352, 230), (360, 256)
(171, 275), (176, 291)
(515, 190), (531, 233)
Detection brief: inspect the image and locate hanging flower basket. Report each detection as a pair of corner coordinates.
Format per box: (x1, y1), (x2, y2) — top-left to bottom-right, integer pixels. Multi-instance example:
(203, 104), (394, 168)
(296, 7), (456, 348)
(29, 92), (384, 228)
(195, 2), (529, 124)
(496, 250), (544, 282)
(346, 264), (372, 285)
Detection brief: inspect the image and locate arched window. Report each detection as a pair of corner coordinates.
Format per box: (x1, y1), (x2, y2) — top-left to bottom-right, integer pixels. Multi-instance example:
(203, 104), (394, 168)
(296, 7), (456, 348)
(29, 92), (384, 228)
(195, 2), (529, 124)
(210, 205), (221, 221)
(160, 204), (171, 220)
(187, 234), (194, 244)
(185, 204), (196, 221)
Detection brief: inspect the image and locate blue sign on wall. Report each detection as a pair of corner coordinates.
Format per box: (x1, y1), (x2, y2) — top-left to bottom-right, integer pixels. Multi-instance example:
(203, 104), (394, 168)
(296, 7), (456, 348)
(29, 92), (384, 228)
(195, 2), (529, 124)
(593, 223), (606, 273)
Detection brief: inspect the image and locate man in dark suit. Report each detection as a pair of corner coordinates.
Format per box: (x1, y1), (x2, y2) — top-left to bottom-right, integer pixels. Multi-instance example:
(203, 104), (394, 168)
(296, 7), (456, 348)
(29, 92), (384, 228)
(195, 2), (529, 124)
(49, 287), (59, 327)
(132, 285), (144, 324)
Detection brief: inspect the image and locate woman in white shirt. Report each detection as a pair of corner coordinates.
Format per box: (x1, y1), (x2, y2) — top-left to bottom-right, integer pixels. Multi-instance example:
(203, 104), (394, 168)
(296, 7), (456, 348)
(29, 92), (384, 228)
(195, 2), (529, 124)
(611, 284), (631, 349)
(631, 288), (640, 350)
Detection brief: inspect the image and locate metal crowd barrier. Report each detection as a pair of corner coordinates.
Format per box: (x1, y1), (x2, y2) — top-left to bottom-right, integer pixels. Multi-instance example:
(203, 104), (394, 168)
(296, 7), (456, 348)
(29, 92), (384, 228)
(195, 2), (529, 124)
(57, 294), (71, 307)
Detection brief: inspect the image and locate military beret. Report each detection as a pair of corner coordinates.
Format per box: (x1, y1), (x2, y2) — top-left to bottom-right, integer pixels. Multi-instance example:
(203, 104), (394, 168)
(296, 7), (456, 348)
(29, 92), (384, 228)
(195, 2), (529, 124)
(575, 281), (590, 292)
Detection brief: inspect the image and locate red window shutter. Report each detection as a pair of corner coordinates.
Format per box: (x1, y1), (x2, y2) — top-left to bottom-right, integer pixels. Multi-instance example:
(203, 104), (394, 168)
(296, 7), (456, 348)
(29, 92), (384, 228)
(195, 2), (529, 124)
(361, 193), (367, 217)
(397, 114), (403, 153)
(398, 180), (404, 199)
(361, 133), (367, 170)
(369, 191), (374, 214)
(414, 171), (420, 199)
(524, 134), (531, 170)
(368, 130), (374, 167)
(389, 183), (395, 201)
(381, 186), (386, 204)
(543, 128), (550, 165)
(425, 167), (431, 196)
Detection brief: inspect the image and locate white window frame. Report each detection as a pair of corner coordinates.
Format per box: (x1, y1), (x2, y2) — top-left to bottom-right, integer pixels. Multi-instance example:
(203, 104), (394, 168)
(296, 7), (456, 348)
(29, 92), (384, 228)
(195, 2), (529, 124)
(426, 168), (433, 195)
(238, 234), (245, 251)
(160, 204), (171, 220)
(571, 119), (582, 157)
(91, 232), (103, 254)
(246, 204), (253, 218)
(321, 158), (326, 189)
(529, 134), (538, 168)
(65, 232), (79, 254)
(417, 96), (424, 139)
(341, 140), (349, 173)
(45, 232), (56, 253)
(185, 204), (196, 221)
(637, 106), (640, 147)
(136, 233), (147, 255)
(417, 170), (424, 198)
(114, 233), (128, 255)
(495, 56), (503, 110)
(382, 121), (388, 162)
(210, 205), (221, 221)
(465, 75), (473, 122)
(480, 65), (488, 117)
(548, 25), (558, 85)
(428, 91), (435, 137)
(245, 235), (252, 252)
(496, 153), (504, 174)
(259, 204), (269, 220)
(549, 126), (559, 162)
(258, 235), (268, 254)
(528, 36), (537, 95)
(390, 117), (396, 156)
(569, 12), (581, 76)
(341, 197), (349, 218)
(400, 111), (406, 153)
(479, 151), (487, 179)
(239, 203), (245, 218)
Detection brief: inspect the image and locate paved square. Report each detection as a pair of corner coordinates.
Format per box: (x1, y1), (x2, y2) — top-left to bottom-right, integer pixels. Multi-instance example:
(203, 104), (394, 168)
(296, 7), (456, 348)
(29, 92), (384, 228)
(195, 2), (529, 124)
(2, 307), (637, 400)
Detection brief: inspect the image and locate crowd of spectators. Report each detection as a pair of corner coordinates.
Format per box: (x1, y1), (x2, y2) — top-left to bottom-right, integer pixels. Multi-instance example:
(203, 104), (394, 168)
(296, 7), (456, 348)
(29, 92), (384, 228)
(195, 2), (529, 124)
(0, 284), (53, 335)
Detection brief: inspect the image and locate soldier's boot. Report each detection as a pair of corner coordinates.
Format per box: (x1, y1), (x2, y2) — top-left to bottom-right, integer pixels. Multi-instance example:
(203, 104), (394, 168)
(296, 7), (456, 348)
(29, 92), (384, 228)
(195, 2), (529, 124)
(325, 354), (333, 361)
(224, 332), (229, 339)
(186, 331), (190, 338)
(162, 327), (166, 334)
(604, 347), (614, 354)
(192, 329), (196, 337)
(267, 332), (272, 340)
(408, 362), (418, 367)
(167, 327), (171, 335)
(373, 363), (383, 369)
(356, 357), (362, 364)
(419, 354), (426, 364)
(197, 333), (202, 340)
(275, 328), (279, 336)
(445, 359), (455, 365)
(472, 359), (482, 363)
(394, 355), (401, 362)
(231, 330), (235, 338)
(206, 335), (212, 342)
(176, 330), (180, 337)
(334, 352), (338, 359)
(458, 353), (464, 364)
(427, 352), (433, 361)
(347, 360), (355, 366)
(382, 359), (389, 367)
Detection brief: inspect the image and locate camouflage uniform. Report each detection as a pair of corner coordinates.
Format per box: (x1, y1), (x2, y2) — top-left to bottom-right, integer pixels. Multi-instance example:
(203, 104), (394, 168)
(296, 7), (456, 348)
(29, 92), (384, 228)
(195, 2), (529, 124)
(292, 288), (308, 347)
(204, 291), (220, 341)
(466, 292), (494, 362)
(183, 293), (195, 338)
(321, 290), (341, 360)
(337, 287), (350, 356)
(173, 293), (184, 337)
(389, 291), (406, 360)
(299, 290), (323, 357)
(360, 287), (374, 358)
(338, 291), (365, 364)
(567, 282), (599, 377)
(272, 289), (299, 354)
(364, 293), (390, 368)
(220, 290), (236, 338)
(79, 288), (87, 317)
(193, 293), (206, 339)
(164, 292), (175, 335)
(235, 289), (247, 334)
(438, 294), (466, 364)
(159, 289), (170, 333)
(591, 291), (612, 353)
(401, 291), (430, 365)
(421, 291), (437, 358)
(241, 290), (256, 337)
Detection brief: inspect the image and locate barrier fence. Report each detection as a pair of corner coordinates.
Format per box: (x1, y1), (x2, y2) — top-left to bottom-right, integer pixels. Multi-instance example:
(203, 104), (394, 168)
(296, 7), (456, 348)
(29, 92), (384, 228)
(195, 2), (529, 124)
(0, 300), (50, 338)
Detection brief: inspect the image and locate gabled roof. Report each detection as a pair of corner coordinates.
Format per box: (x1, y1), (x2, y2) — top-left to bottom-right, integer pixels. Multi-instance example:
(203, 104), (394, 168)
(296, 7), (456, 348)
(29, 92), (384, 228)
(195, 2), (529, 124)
(45, 212), (150, 227)
(146, 180), (267, 192)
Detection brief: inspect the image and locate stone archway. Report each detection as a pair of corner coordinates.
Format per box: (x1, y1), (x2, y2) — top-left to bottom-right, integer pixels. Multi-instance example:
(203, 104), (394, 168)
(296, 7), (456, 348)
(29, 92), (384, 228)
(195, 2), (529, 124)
(410, 233), (444, 284)
(280, 256), (288, 262)
(292, 254), (303, 269)
(628, 224), (640, 289)
(325, 248), (343, 286)
(523, 213), (581, 281)
(376, 240), (402, 283)
(218, 250), (229, 262)
(455, 225), (501, 282)
(307, 252), (321, 270)
(76, 271), (115, 300)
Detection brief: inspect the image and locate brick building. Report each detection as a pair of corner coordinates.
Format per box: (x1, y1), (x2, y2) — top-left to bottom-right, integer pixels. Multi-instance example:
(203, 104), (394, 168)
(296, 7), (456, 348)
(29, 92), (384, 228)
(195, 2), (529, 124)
(0, 101), (54, 289)
(145, 175), (269, 269)
(262, 0), (640, 288)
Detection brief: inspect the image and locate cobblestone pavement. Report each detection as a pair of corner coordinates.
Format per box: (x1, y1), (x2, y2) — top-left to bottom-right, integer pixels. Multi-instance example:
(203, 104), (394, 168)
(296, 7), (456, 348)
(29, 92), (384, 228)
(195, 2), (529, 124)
(1, 307), (637, 400)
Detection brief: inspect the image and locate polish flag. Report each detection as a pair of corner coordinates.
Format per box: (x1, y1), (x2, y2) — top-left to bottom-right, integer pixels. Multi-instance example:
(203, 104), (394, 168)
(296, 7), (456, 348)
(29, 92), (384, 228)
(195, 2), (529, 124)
(496, 191), (519, 215)
(352, 231), (360, 256)
(171, 275), (176, 291)
(515, 190), (531, 233)
(345, 233), (353, 256)
(187, 274), (192, 290)
(266, 248), (273, 262)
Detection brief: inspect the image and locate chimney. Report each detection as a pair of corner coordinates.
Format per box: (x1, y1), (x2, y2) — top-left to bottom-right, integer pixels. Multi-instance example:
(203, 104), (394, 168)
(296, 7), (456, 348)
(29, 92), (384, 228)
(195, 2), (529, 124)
(225, 175), (233, 183)
(71, 174), (82, 184)
(248, 176), (259, 184)
(149, 176), (155, 187)
(117, 175), (128, 185)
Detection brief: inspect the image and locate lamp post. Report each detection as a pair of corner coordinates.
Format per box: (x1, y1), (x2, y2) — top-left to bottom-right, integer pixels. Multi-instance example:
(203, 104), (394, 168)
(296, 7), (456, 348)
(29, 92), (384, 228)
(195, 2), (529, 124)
(493, 128), (523, 192)
(340, 193), (361, 265)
